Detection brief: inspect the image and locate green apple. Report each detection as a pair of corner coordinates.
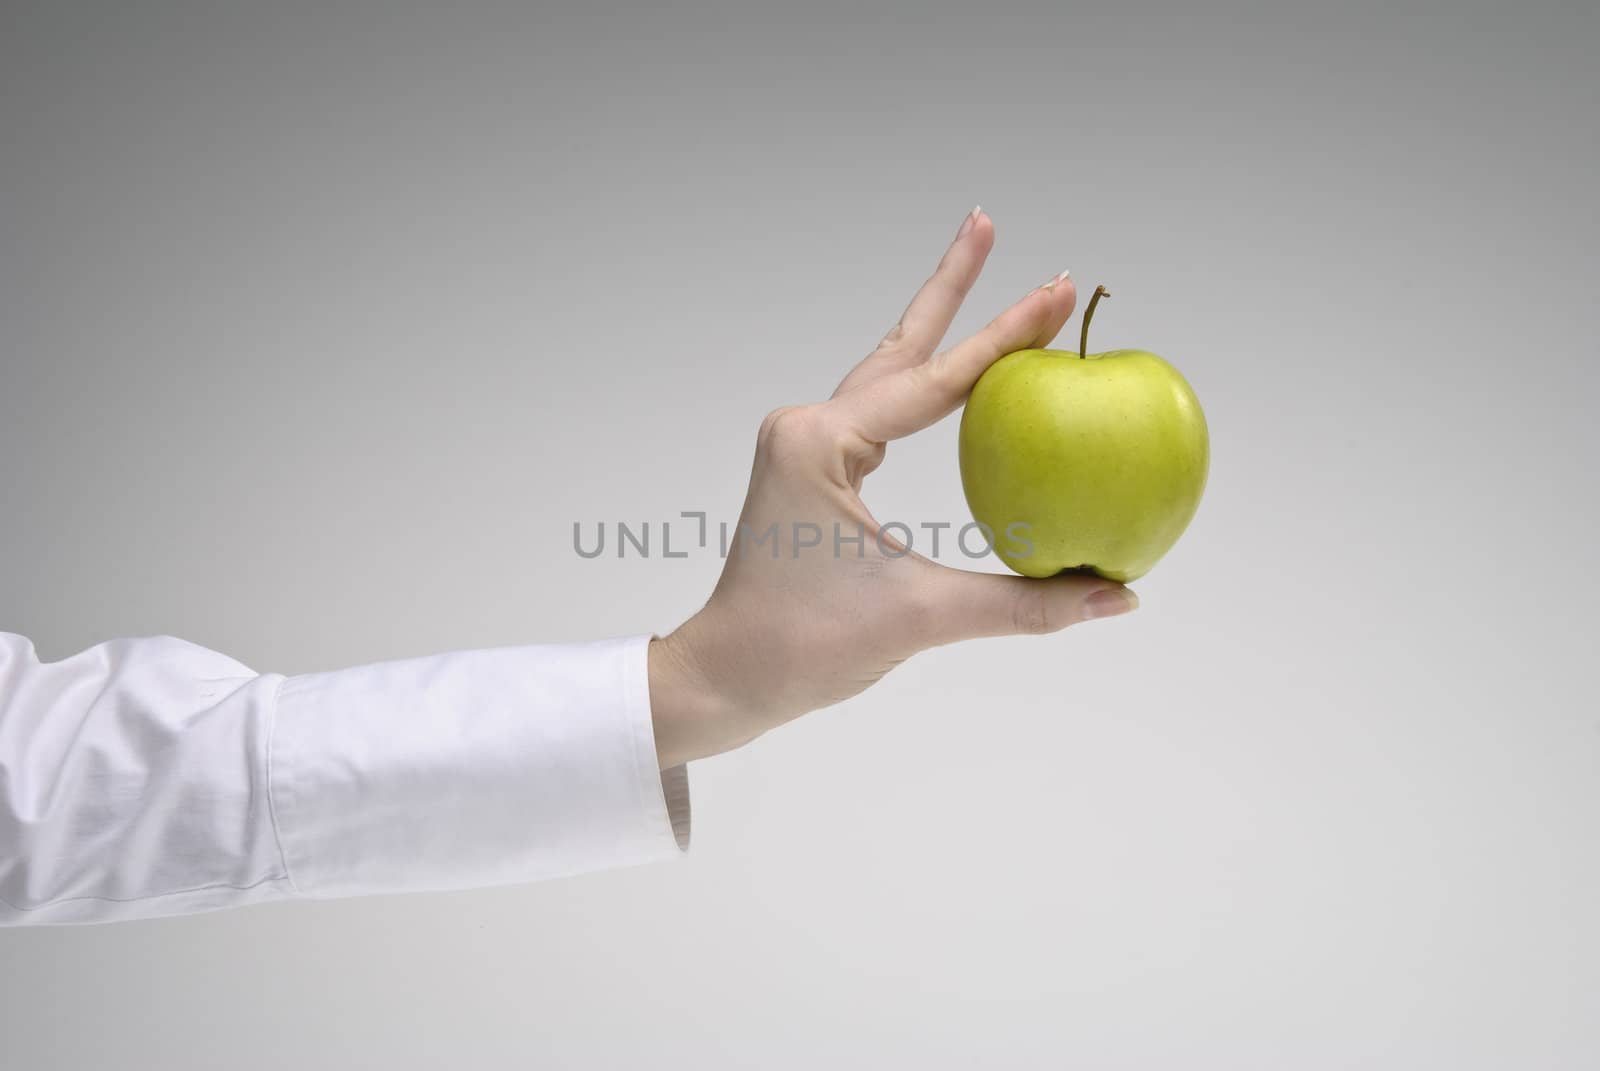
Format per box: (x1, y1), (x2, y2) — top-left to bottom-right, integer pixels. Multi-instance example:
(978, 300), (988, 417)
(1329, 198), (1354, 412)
(958, 287), (1208, 582)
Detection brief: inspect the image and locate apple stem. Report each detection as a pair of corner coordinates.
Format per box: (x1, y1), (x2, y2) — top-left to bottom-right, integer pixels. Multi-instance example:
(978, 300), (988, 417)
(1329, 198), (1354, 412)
(1079, 285), (1111, 359)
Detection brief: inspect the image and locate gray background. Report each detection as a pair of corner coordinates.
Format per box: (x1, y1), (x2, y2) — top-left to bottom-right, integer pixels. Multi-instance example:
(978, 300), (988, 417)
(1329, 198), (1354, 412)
(2, 2), (1596, 1068)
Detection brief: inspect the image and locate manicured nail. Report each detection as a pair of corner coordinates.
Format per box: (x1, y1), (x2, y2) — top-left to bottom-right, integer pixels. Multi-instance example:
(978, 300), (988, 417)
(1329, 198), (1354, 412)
(1040, 268), (1071, 291)
(1083, 587), (1138, 620)
(957, 204), (982, 238)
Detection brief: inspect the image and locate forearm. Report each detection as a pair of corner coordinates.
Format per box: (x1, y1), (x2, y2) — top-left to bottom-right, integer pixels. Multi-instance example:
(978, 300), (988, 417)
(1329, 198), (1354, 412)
(1, 632), (688, 925)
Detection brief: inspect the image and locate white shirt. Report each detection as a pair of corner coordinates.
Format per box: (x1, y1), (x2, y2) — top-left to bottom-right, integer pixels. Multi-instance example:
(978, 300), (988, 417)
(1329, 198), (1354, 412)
(0, 631), (690, 925)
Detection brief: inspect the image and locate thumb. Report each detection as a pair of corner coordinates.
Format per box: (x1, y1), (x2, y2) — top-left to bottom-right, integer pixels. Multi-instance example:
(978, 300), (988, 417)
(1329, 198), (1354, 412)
(920, 566), (1139, 645)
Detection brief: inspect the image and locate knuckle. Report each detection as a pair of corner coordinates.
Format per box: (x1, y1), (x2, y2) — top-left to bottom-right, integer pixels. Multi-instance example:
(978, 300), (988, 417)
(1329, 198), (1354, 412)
(757, 405), (798, 443)
(757, 404), (831, 454)
(933, 268), (972, 301)
(1012, 585), (1055, 635)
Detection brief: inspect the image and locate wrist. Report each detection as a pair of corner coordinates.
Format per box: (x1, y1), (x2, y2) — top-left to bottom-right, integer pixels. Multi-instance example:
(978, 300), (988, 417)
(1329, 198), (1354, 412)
(646, 622), (739, 769)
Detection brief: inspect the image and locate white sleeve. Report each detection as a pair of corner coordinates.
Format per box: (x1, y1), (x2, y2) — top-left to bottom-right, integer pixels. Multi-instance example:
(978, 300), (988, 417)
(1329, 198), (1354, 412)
(0, 631), (689, 926)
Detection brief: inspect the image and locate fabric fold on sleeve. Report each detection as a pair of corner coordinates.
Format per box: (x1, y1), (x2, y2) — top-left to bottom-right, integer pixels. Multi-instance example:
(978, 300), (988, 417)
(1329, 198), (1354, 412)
(269, 634), (689, 900)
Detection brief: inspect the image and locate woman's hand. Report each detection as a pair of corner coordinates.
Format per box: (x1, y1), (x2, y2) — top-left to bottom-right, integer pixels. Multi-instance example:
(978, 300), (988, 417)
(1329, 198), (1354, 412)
(648, 208), (1139, 768)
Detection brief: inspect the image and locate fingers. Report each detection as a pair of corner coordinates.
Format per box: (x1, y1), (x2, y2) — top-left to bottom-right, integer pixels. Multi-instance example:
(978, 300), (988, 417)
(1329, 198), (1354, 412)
(832, 270), (1076, 443)
(917, 565), (1137, 646)
(832, 207), (995, 398)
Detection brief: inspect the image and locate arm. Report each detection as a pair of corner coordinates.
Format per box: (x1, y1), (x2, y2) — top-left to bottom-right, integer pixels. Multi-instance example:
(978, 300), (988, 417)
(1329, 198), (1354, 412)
(0, 209), (1133, 926)
(647, 207), (1135, 769)
(0, 633), (685, 925)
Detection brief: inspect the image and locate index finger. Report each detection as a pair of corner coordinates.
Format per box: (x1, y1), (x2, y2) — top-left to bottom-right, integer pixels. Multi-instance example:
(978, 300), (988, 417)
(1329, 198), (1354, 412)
(831, 270), (1076, 443)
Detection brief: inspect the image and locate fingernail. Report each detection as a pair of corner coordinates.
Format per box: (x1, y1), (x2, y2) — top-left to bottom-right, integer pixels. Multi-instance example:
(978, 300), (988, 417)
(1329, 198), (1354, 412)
(957, 204), (982, 238)
(1040, 268), (1071, 291)
(1083, 587), (1138, 620)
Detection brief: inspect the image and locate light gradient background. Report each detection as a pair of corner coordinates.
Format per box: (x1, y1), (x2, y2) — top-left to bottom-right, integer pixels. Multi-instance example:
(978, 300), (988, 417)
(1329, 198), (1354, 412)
(2, 3), (1597, 1068)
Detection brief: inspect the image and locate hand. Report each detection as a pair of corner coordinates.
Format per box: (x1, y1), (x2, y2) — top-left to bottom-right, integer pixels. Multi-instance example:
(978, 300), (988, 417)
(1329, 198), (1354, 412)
(648, 208), (1139, 768)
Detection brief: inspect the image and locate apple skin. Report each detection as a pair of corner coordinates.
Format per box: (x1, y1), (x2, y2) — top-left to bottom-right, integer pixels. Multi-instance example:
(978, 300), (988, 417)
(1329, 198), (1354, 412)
(958, 347), (1208, 582)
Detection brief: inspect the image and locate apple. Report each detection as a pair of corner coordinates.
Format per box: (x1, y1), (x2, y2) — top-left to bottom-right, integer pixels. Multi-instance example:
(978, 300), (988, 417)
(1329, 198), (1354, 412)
(958, 286), (1208, 582)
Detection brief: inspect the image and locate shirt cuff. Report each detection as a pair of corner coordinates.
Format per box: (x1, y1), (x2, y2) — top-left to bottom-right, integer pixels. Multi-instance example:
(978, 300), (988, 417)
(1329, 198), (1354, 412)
(268, 634), (689, 900)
